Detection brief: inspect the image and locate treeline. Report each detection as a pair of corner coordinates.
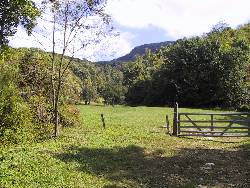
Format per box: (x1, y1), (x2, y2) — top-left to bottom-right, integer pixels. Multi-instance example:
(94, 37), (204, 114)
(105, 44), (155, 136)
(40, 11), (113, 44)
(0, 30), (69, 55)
(69, 23), (250, 109)
(123, 23), (250, 109)
(71, 60), (125, 105)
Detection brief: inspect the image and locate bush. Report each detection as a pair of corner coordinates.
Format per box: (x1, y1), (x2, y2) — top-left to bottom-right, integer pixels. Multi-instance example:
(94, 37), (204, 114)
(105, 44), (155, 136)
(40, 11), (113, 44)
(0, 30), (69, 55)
(238, 104), (250, 112)
(0, 83), (34, 145)
(29, 95), (54, 140)
(0, 59), (34, 145)
(0, 48), (83, 144)
(60, 105), (80, 127)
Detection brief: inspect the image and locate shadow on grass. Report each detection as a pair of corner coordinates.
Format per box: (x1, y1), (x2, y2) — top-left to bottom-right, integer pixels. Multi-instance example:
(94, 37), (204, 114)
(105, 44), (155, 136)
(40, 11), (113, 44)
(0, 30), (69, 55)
(223, 114), (250, 136)
(178, 136), (242, 144)
(228, 114), (250, 126)
(51, 144), (250, 188)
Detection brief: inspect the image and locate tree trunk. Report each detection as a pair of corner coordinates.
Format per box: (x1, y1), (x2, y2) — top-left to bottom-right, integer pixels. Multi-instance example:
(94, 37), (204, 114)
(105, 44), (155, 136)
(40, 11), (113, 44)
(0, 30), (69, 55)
(54, 107), (59, 137)
(51, 8), (57, 137)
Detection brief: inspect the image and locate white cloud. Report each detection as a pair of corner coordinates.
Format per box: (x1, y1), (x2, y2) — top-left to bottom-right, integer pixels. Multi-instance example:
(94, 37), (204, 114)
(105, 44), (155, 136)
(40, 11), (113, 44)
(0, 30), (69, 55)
(77, 32), (134, 61)
(9, 0), (250, 61)
(106, 0), (250, 39)
(9, 0), (133, 62)
(10, 25), (132, 61)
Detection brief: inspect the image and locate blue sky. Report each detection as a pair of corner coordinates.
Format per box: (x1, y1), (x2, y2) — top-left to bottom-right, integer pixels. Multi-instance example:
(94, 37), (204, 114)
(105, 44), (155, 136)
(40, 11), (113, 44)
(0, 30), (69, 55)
(9, 0), (250, 61)
(118, 24), (174, 46)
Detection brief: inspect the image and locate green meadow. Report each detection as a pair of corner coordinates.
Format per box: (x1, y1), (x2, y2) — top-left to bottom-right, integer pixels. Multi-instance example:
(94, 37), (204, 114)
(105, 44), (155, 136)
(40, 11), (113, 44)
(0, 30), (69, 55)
(0, 105), (249, 188)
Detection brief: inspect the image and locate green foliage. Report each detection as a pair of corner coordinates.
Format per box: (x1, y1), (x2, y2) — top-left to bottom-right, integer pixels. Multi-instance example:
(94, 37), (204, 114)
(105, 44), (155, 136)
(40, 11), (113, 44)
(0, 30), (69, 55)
(123, 50), (164, 105)
(72, 60), (126, 105)
(0, 48), (82, 144)
(238, 104), (250, 112)
(60, 104), (80, 127)
(0, 0), (40, 47)
(19, 49), (82, 129)
(100, 65), (126, 104)
(0, 59), (33, 144)
(0, 84), (33, 145)
(60, 71), (82, 104)
(17, 48), (52, 98)
(28, 95), (54, 140)
(71, 60), (102, 104)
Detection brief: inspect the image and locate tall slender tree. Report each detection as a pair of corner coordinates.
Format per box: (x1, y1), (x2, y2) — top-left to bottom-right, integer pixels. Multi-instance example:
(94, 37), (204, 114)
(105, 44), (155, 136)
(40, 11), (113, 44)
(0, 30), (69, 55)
(42, 0), (114, 136)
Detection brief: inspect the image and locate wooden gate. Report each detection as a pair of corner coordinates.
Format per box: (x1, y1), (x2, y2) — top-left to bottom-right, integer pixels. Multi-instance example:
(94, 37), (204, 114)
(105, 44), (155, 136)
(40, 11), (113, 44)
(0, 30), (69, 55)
(172, 103), (250, 137)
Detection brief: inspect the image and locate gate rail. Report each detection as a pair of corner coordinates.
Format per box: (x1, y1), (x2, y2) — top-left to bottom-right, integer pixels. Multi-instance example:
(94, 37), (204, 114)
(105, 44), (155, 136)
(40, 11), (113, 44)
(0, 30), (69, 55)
(172, 103), (250, 137)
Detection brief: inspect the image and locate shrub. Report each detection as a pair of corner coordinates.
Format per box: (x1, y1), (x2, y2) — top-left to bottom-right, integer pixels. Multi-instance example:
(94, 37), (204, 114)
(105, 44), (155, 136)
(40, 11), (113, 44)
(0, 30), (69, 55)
(238, 104), (250, 112)
(28, 95), (54, 140)
(0, 58), (34, 144)
(60, 105), (80, 127)
(0, 83), (34, 145)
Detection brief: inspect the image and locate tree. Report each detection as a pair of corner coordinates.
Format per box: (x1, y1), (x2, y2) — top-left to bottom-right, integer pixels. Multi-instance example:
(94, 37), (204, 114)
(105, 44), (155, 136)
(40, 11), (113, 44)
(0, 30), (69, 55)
(41, 0), (113, 136)
(123, 50), (163, 105)
(0, 0), (40, 48)
(81, 76), (98, 104)
(100, 65), (126, 105)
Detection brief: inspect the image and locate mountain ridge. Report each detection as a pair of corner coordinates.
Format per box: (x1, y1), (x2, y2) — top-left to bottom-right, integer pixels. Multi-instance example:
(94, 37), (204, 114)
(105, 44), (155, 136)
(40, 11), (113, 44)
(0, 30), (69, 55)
(97, 41), (173, 64)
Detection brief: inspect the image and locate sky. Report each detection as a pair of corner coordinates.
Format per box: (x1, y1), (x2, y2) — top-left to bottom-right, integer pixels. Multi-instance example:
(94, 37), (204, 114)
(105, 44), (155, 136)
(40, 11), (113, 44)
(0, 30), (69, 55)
(9, 0), (250, 62)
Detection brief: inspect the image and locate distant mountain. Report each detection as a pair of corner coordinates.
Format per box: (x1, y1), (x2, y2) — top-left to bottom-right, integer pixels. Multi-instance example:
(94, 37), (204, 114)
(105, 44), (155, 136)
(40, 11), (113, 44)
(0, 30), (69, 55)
(98, 41), (173, 64)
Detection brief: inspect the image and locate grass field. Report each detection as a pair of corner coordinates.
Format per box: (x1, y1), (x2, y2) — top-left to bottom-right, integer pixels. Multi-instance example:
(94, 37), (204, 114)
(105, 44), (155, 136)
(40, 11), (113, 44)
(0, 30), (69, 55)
(0, 105), (249, 188)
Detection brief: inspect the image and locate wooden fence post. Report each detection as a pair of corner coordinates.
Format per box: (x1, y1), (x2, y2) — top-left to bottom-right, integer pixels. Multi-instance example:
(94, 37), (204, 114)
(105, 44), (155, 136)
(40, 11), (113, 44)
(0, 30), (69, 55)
(248, 114), (250, 136)
(211, 114), (214, 135)
(166, 114), (170, 133)
(173, 102), (179, 136)
(101, 114), (105, 129)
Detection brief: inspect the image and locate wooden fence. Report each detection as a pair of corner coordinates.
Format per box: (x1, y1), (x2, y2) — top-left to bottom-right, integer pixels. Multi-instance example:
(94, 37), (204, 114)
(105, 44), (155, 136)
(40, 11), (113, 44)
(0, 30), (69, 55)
(172, 103), (250, 137)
